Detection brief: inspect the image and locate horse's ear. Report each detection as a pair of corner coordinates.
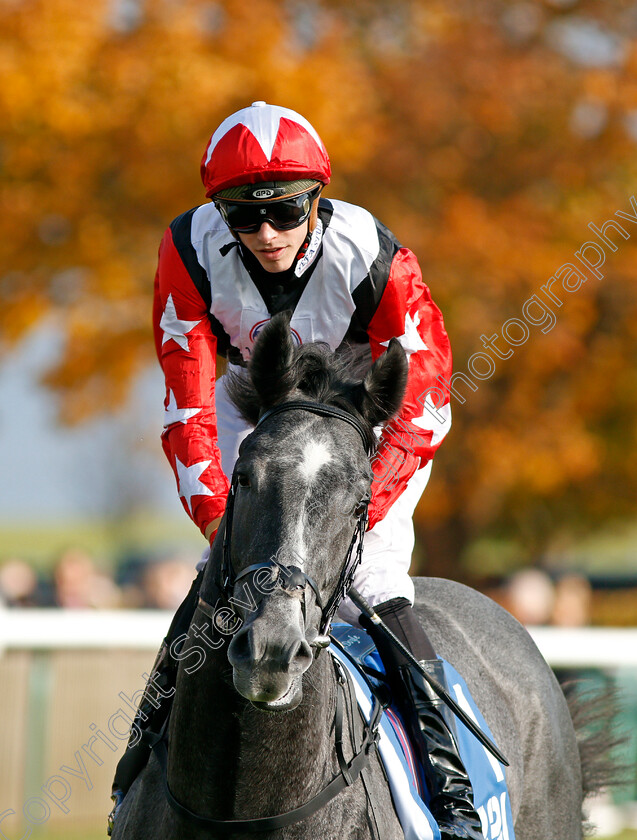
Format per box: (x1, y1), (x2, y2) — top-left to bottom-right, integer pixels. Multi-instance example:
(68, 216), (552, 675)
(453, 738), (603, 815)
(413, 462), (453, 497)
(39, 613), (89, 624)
(225, 313), (298, 425)
(353, 339), (408, 427)
(248, 312), (297, 409)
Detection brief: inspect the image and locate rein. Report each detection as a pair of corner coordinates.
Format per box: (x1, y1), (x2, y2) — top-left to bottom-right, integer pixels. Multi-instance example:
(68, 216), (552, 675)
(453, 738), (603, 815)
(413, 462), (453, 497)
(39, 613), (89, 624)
(155, 400), (380, 832)
(149, 657), (383, 834)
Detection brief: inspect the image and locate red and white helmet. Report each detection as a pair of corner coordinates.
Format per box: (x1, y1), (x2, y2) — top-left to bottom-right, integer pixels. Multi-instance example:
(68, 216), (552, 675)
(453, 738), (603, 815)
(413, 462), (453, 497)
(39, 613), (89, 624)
(200, 102), (331, 198)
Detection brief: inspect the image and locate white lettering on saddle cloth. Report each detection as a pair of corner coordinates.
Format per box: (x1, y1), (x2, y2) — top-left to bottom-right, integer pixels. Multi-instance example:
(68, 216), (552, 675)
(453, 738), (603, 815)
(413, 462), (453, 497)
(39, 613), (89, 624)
(477, 793), (510, 840)
(452, 682), (513, 840)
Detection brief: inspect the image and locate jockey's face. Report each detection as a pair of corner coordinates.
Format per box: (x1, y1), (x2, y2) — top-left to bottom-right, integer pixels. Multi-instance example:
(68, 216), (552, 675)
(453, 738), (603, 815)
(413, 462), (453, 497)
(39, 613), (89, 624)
(238, 220), (309, 273)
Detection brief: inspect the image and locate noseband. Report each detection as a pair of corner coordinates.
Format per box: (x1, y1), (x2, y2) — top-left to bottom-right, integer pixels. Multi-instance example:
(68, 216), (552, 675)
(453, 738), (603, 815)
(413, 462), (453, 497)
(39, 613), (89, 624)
(213, 400), (372, 642)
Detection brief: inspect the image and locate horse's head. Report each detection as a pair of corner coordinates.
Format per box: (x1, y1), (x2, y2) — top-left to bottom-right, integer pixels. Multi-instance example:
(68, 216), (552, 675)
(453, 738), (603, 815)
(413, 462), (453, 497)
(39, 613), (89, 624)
(211, 314), (408, 711)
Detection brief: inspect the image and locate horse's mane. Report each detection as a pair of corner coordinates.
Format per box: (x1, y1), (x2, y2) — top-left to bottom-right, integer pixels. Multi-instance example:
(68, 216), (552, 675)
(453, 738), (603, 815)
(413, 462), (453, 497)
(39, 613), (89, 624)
(226, 342), (376, 444)
(225, 314), (408, 449)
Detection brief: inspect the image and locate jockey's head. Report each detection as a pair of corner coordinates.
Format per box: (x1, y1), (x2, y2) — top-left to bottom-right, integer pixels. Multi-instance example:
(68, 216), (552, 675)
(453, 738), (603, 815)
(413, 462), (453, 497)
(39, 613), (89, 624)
(201, 102), (330, 272)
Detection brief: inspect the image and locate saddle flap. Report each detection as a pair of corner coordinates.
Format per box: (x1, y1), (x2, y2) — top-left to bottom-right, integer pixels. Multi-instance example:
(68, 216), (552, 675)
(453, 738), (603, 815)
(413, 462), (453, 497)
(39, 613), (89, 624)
(330, 623), (516, 840)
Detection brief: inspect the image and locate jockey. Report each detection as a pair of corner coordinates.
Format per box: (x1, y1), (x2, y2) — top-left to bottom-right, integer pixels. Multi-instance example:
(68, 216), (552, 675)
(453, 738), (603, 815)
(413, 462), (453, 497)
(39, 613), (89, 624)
(109, 102), (482, 840)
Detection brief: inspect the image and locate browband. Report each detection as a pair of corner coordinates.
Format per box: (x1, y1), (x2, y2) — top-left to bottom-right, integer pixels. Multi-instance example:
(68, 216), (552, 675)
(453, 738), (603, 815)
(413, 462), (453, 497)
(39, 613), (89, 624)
(257, 400), (373, 455)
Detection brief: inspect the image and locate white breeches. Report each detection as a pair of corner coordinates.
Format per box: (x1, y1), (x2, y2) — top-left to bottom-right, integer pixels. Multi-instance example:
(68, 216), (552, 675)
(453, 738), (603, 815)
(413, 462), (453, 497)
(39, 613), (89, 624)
(214, 373), (431, 626)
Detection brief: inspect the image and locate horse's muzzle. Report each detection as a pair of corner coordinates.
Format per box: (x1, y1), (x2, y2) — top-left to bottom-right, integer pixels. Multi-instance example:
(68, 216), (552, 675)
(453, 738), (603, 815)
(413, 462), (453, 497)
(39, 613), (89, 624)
(228, 623), (313, 710)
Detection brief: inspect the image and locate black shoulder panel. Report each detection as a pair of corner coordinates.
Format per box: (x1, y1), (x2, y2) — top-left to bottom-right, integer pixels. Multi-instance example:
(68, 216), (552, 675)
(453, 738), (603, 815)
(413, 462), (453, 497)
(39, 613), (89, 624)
(168, 208), (236, 359)
(169, 208), (211, 309)
(348, 217), (401, 340)
(317, 198), (335, 230)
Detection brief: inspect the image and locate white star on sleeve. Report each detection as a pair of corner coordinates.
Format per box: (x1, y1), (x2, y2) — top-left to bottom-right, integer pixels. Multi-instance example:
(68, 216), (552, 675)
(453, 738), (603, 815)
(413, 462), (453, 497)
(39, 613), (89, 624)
(381, 312), (429, 359)
(164, 390), (202, 427)
(412, 397), (452, 446)
(160, 294), (202, 352)
(175, 456), (214, 515)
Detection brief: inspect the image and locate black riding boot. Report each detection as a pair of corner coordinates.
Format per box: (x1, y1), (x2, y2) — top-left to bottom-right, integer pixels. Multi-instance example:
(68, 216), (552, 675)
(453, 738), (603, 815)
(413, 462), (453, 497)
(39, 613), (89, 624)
(107, 568), (204, 835)
(361, 598), (484, 840)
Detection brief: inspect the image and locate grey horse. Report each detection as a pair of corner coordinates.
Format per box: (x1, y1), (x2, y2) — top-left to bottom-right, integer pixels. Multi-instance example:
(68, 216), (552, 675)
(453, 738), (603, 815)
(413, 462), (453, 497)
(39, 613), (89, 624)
(112, 314), (605, 840)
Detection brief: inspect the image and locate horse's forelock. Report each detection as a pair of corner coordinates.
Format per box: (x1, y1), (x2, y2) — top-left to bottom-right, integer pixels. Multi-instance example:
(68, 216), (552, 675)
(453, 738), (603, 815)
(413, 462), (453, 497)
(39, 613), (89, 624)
(226, 341), (376, 450)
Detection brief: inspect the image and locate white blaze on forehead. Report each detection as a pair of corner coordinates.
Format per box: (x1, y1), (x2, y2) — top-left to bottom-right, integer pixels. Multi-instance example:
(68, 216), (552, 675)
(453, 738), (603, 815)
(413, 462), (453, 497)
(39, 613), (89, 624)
(298, 440), (332, 482)
(282, 438), (333, 568)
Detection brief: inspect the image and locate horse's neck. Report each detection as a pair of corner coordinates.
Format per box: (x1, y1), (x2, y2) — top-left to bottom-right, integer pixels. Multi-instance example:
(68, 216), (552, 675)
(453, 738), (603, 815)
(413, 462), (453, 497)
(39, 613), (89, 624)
(234, 654), (338, 815)
(167, 642), (241, 815)
(167, 644), (339, 819)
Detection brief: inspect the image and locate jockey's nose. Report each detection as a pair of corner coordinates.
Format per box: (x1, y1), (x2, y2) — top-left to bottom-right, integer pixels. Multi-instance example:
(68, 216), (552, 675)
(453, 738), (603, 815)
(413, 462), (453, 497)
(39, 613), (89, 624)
(255, 221), (278, 241)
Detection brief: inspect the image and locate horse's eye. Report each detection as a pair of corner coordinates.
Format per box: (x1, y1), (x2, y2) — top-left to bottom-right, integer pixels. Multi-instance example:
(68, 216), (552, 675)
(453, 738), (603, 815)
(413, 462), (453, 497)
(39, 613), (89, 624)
(237, 473), (251, 488)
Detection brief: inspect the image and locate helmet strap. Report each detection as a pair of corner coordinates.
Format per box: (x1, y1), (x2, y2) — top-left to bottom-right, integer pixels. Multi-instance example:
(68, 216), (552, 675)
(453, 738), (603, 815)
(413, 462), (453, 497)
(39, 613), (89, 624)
(308, 189), (323, 232)
(294, 229), (312, 264)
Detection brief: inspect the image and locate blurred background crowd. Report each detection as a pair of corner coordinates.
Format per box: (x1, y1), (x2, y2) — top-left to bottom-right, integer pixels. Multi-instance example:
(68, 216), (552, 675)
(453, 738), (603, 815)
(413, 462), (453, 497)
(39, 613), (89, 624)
(2, 547), (636, 629)
(0, 549), (199, 610)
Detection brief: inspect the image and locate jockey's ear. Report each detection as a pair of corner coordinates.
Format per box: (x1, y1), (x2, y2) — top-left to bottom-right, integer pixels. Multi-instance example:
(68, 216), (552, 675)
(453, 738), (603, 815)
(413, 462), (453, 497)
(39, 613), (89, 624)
(354, 339), (408, 428)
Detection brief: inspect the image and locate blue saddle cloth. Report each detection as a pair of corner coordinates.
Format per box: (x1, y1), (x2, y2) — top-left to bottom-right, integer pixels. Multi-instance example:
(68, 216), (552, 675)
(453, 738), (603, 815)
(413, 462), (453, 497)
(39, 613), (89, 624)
(330, 623), (515, 840)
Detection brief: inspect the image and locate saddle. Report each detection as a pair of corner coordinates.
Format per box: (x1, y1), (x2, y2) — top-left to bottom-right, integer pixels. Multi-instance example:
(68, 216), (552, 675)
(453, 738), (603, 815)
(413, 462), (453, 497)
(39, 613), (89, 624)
(330, 623), (516, 840)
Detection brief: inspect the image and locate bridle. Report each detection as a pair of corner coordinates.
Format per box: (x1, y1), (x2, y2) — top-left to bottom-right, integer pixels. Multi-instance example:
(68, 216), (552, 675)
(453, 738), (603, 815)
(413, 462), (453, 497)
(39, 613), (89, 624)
(149, 654), (382, 833)
(206, 399), (374, 644)
(152, 400), (384, 833)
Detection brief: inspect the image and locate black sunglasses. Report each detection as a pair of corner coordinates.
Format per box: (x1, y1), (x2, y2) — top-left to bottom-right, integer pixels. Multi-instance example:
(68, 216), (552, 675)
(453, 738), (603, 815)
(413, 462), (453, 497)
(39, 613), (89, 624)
(215, 186), (321, 234)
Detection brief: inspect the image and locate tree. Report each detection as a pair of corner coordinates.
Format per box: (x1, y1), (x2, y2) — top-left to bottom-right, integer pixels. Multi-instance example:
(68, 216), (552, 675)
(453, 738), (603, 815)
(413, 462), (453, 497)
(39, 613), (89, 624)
(0, 0), (379, 420)
(3, 0), (637, 575)
(327, 0), (637, 575)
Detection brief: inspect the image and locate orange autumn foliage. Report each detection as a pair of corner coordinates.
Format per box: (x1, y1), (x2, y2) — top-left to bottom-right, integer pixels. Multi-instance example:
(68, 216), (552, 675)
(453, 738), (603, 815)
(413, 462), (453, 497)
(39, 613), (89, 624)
(3, 0), (637, 570)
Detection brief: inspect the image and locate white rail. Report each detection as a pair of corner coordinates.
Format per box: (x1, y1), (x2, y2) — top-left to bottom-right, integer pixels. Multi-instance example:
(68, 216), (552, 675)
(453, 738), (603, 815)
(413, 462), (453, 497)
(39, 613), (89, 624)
(528, 626), (637, 669)
(0, 608), (173, 650)
(1, 608), (637, 669)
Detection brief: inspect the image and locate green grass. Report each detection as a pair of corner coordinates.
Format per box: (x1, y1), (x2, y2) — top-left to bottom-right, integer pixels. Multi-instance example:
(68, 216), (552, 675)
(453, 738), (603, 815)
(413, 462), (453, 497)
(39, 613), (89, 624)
(32, 830), (105, 839)
(0, 512), (205, 570)
(596, 834), (637, 840)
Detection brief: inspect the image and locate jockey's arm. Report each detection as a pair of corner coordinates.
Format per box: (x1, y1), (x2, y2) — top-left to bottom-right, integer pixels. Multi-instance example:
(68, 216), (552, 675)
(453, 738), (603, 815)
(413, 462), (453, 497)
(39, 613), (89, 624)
(365, 247), (452, 530)
(153, 226), (229, 542)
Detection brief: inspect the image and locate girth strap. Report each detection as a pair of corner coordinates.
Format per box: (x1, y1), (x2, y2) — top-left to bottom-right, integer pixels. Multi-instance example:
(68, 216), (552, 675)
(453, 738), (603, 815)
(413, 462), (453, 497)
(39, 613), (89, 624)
(150, 658), (383, 834)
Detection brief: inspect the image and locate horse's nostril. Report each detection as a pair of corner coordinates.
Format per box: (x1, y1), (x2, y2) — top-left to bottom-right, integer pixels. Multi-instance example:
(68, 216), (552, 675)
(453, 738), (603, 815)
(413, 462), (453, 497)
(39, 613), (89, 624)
(229, 627), (313, 676)
(289, 638), (313, 673)
(228, 627), (258, 667)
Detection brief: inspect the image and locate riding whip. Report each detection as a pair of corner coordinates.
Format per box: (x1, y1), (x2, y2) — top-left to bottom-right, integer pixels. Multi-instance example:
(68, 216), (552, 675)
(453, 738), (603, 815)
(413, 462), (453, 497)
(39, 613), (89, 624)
(348, 587), (509, 767)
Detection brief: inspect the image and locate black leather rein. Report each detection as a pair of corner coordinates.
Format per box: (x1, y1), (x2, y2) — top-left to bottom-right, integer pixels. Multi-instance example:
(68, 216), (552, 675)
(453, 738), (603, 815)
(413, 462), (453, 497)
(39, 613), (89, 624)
(149, 658), (383, 834)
